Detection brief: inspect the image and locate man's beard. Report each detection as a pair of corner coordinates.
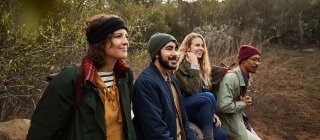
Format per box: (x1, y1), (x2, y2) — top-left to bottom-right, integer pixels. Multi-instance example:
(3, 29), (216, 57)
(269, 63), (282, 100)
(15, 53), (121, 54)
(249, 66), (258, 73)
(158, 54), (177, 70)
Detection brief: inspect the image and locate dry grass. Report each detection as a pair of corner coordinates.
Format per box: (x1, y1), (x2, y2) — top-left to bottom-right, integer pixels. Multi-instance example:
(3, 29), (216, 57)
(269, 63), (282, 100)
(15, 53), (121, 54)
(245, 48), (320, 139)
(126, 50), (150, 79)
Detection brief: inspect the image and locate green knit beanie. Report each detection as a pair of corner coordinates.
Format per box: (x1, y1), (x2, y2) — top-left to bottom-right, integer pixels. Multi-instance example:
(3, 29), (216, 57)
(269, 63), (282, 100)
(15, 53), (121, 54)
(147, 33), (178, 60)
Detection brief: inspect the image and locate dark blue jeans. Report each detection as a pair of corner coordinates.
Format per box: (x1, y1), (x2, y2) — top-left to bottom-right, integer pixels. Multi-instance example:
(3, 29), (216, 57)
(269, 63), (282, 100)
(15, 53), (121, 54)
(183, 92), (227, 140)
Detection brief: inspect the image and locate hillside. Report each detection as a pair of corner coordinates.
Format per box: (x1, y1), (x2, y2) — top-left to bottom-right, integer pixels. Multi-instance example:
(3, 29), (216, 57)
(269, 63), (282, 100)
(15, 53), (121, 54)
(246, 48), (320, 139)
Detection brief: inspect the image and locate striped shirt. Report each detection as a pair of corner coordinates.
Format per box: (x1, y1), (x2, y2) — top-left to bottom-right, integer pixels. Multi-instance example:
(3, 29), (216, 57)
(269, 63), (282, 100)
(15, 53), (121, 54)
(97, 71), (114, 90)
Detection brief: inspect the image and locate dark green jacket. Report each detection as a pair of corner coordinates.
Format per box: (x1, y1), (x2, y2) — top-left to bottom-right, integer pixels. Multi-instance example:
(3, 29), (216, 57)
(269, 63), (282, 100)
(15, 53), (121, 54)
(27, 66), (136, 140)
(176, 60), (210, 98)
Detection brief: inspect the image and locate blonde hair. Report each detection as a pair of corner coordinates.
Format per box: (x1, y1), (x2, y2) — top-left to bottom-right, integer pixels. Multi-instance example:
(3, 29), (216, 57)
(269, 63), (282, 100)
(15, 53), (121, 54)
(176, 32), (211, 82)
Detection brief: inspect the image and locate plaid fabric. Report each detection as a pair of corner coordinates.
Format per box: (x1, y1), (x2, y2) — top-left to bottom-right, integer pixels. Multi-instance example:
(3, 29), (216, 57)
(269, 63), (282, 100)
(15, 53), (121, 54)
(82, 56), (129, 85)
(113, 59), (129, 77)
(82, 56), (97, 85)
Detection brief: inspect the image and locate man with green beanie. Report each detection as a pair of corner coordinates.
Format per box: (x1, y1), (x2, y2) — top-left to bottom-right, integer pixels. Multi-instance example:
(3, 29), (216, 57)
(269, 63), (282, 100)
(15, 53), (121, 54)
(132, 33), (197, 140)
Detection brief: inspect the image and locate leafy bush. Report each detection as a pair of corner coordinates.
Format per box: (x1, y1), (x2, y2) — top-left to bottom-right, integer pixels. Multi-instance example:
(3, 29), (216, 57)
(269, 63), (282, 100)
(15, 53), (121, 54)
(194, 25), (237, 65)
(0, 17), (86, 121)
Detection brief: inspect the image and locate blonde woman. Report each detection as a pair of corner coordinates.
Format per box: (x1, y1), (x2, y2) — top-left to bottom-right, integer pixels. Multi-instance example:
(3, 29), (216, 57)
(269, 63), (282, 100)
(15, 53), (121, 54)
(176, 32), (227, 140)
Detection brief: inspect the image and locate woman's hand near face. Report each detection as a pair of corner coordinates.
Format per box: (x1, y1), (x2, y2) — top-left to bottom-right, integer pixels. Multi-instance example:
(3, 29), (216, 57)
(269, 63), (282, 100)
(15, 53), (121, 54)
(186, 52), (198, 65)
(213, 114), (222, 127)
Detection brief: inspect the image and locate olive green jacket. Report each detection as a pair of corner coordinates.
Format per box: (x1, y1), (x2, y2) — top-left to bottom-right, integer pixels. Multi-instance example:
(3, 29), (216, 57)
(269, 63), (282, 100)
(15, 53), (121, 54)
(27, 66), (136, 140)
(176, 60), (210, 98)
(216, 66), (248, 140)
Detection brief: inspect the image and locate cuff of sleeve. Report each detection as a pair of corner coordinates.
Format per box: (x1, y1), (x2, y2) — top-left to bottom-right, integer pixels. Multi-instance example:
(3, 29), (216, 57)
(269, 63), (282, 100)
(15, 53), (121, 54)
(236, 101), (247, 111)
(189, 68), (200, 77)
(190, 64), (200, 70)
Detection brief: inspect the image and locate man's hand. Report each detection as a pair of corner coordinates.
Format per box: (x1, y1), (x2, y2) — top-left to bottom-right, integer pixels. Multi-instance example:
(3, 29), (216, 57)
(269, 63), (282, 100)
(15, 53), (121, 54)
(240, 95), (253, 106)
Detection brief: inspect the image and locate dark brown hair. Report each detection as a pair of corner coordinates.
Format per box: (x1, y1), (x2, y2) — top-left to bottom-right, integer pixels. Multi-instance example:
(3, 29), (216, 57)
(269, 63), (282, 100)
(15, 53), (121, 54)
(85, 14), (123, 68)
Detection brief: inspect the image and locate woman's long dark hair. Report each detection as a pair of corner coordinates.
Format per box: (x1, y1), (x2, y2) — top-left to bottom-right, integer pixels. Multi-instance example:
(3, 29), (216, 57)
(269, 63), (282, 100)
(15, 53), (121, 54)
(85, 14), (121, 68)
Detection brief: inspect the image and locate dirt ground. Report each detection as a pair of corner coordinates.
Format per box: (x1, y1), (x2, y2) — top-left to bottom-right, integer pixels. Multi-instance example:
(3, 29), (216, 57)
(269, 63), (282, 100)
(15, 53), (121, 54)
(245, 48), (320, 140)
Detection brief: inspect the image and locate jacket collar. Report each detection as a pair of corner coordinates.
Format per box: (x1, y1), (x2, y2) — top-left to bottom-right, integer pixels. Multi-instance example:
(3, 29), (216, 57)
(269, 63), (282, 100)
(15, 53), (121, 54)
(82, 56), (129, 86)
(113, 59), (129, 77)
(149, 62), (167, 81)
(82, 56), (97, 85)
(179, 59), (191, 74)
(148, 62), (181, 91)
(234, 66), (249, 87)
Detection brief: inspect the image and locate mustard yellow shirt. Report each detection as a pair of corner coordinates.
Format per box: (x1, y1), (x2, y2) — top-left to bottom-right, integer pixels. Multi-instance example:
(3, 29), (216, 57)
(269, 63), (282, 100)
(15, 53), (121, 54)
(96, 75), (124, 140)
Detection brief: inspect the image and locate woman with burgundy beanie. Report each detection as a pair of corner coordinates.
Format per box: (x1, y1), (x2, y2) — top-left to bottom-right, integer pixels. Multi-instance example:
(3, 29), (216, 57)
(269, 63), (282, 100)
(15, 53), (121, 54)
(27, 14), (136, 140)
(216, 45), (262, 140)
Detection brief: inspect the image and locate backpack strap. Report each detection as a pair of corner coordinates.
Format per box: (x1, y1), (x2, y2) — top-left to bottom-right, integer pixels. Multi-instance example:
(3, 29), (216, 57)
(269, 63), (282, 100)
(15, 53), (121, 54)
(45, 64), (85, 113)
(73, 63), (85, 111)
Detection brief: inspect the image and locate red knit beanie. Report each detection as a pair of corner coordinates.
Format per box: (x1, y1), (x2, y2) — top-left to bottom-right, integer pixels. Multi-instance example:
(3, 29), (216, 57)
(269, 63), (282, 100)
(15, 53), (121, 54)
(237, 45), (260, 63)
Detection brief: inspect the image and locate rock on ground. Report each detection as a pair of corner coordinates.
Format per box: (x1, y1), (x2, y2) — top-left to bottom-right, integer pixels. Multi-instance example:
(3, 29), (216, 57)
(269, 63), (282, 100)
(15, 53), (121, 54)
(0, 119), (30, 140)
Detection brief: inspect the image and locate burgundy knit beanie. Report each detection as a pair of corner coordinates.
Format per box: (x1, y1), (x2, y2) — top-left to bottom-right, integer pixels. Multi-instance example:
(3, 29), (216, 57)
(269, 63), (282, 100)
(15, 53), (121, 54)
(237, 45), (261, 63)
